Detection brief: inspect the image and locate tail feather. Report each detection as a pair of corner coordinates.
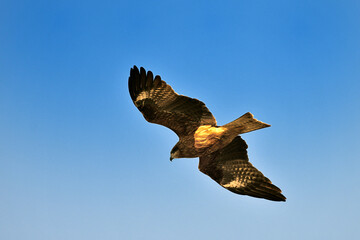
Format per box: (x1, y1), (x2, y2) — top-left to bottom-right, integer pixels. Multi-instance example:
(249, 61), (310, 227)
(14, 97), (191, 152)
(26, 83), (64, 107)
(223, 112), (270, 134)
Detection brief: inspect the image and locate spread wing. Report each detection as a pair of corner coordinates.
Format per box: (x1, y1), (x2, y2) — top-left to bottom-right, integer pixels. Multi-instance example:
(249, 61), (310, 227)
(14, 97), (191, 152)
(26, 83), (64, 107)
(199, 136), (286, 201)
(128, 66), (216, 136)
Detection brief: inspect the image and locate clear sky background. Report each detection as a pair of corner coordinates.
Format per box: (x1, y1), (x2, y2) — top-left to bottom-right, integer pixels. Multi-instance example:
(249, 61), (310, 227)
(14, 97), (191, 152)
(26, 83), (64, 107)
(1, 0), (360, 239)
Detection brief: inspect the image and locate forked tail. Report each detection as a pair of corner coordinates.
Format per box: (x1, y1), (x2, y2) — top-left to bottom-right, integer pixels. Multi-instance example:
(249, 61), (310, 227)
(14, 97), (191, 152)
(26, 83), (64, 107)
(223, 112), (270, 134)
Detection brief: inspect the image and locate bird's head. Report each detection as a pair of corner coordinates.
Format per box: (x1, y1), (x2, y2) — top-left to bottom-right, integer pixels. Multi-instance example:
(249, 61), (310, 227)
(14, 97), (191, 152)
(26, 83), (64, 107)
(170, 145), (181, 161)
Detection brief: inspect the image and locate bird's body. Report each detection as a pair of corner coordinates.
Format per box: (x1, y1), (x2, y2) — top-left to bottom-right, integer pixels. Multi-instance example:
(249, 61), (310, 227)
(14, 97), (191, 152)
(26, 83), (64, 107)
(129, 66), (286, 201)
(171, 125), (230, 158)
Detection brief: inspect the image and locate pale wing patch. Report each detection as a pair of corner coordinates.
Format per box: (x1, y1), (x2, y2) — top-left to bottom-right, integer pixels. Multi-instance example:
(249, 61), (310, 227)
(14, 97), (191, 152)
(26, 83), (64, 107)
(194, 125), (226, 148)
(135, 91), (149, 102)
(222, 180), (246, 188)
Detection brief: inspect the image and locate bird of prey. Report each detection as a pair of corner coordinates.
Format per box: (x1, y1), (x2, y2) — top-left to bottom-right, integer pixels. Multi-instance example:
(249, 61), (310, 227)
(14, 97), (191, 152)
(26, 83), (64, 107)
(128, 66), (286, 201)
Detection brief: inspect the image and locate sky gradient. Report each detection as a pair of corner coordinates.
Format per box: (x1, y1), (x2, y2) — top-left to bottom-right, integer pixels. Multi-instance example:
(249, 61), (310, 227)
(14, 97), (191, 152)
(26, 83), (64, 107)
(1, 0), (360, 239)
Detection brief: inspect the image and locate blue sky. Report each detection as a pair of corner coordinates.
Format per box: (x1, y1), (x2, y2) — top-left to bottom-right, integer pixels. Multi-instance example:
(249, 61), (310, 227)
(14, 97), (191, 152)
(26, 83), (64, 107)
(1, 0), (360, 239)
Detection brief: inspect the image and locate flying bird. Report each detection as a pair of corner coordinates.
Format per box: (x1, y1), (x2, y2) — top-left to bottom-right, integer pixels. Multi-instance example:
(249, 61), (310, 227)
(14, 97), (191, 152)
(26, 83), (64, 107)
(128, 66), (286, 201)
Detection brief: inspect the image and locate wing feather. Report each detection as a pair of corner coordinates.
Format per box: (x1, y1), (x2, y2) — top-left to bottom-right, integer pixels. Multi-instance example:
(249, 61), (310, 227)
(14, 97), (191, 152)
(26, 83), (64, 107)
(199, 136), (286, 201)
(129, 66), (216, 136)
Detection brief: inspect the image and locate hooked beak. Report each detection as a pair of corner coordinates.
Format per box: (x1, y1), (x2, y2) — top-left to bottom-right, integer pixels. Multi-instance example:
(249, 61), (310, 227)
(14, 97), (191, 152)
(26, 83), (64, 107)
(170, 156), (173, 161)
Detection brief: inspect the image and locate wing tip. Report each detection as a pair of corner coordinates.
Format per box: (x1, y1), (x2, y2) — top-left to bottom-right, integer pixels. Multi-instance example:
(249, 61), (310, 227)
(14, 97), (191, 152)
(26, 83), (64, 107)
(263, 190), (286, 202)
(251, 182), (286, 202)
(226, 185), (286, 202)
(129, 66), (155, 102)
(128, 66), (140, 101)
(277, 195), (287, 202)
(254, 186), (287, 202)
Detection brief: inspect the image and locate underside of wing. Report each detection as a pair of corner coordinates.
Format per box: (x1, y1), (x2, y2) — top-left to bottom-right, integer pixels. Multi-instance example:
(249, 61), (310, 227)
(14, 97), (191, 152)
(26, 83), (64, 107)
(128, 66), (216, 136)
(199, 136), (286, 201)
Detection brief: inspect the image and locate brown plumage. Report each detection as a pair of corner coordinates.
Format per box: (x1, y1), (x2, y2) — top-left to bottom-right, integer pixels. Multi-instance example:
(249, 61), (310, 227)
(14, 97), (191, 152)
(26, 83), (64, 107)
(128, 66), (286, 201)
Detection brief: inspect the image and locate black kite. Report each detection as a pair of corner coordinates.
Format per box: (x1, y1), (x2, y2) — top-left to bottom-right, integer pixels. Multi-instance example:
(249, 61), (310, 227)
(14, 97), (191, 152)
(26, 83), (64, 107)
(128, 66), (285, 201)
